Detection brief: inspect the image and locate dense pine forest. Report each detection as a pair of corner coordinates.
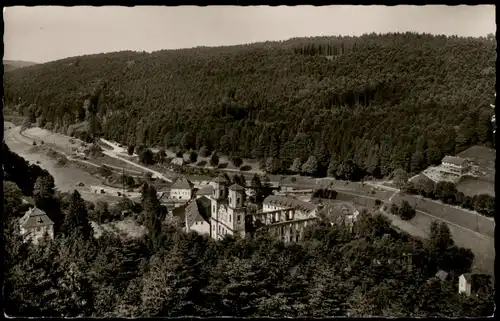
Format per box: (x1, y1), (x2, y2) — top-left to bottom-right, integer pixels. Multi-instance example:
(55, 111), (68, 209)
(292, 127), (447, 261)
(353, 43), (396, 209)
(3, 147), (494, 317)
(3, 33), (496, 178)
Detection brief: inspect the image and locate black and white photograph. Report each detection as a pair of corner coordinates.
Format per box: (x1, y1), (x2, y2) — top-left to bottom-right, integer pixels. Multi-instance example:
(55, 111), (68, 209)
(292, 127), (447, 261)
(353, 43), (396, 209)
(2, 5), (496, 318)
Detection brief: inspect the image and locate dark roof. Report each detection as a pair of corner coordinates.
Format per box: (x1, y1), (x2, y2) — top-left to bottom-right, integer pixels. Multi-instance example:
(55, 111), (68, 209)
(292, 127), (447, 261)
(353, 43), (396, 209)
(435, 270), (449, 281)
(171, 176), (194, 190)
(19, 207), (54, 228)
(185, 197), (212, 226)
(197, 184), (214, 196)
(172, 204), (187, 222)
(263, 195), (316, 212)
(442, 155), (468, 166)
(229, 183), (245, 192)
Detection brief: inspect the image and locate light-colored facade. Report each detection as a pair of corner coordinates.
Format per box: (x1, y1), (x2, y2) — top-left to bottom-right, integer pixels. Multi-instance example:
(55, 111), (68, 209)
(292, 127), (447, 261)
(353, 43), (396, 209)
(209, 178), (247, 240)
(19, 207), (54, 244)
(441, 156), (470, 176)
(459, 274), (472, 296)
(169, 176), (193, 201)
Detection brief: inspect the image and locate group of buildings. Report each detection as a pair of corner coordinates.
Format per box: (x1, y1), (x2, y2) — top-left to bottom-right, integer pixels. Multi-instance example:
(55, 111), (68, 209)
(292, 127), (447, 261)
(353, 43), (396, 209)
(168, 174), (319, 243)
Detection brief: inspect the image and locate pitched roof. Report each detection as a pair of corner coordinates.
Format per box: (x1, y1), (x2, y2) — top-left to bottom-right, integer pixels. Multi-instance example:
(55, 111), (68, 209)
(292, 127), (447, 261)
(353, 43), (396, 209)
(263, 195), (316, 212)
(171, 176), (193, 190)
(212, 174), (227, 184)
(197, 184), (214, 196)
(185, 197), (212, 227)
(442, 155), (468, 166)
(172, 204), (187, 222)
(461, 273), (473, 282)
(229, 183), (245, 192)
(435, 270), (449, 281)
(19, 207), (54, 228)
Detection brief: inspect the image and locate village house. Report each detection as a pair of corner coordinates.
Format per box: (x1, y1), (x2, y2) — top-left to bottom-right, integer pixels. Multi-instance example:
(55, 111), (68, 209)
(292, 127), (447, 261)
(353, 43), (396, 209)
(169, 176), (194, 201)
(185, 196), (212, 235)
(440, 155), (470, 176)
(19, 207), (54, 244)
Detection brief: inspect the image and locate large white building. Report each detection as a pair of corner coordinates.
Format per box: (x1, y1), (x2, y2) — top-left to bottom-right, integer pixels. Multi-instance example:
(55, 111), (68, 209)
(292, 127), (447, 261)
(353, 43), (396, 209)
(19, 207), (54, 244)
(179, 174), (319, 242)
(440, 155), (470, 176)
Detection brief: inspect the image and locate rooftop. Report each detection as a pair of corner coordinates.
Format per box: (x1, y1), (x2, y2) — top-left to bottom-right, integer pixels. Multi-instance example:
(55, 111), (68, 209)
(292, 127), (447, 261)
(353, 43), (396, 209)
(212, 174), (228, 184)
(185, 196), (212, 226)
(435, 270), (449, 281)
(263, 195), (316, 212)
(171, 176), (194, 190)
(19, 207), (54, 228)
(442, 155), (468, 166)
(229, 183), (246, 192)
(196, 184), (214, 196)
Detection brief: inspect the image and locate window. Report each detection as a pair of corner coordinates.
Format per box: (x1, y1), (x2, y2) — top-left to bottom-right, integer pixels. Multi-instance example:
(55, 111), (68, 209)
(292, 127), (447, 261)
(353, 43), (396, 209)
(213, 225), (215, 231)
(290, 235), (293, 242)
(213, 206), (215, 213)
(229, 215), (231, 222)
(237, 215), (241, 223)
(219, 225), (221, 232)
(229, 197), (232, 204)
(237, 198), (240, 205)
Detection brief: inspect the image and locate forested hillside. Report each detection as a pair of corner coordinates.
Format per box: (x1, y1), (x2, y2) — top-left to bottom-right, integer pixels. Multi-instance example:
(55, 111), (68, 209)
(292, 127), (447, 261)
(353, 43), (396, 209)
(4, 32), (496, 178)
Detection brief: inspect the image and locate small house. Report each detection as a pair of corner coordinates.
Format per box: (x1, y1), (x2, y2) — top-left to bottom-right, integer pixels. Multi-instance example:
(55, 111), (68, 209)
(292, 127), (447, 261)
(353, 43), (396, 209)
(19, 207), (54, 244)
(170, 176), (194, 201)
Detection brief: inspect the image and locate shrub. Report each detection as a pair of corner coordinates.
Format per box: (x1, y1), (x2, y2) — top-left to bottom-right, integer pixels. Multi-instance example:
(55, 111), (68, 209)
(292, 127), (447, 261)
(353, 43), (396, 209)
(197, 160), (207, 167)
(231, 157), (243, 168)
(390, 203), (399, 215)
(210, 153), (219, 167)
(398, 200), (416, 220)
(176, 150), (184, 158)
(127, 145), (135, 155)
(240, 165), (252, 171)
(189, 151), (198, 163)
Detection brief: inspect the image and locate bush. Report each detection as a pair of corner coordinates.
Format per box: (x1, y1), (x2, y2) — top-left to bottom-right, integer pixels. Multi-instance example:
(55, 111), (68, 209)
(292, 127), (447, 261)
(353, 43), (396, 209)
(398, 200), (416, 220)
(312, 188), (338, 199)
(390, 203), (399, 215)
(240, 165), (252, 171)
(197, 160), (207, 167)
(127, 145), (135, 155)
(189, 151), (198, 163)
(32, 141), (37, 146)
(199, 146), (211, 157)
(210, 153), (219, 167)
(231, 157), (243, 168)
(176, 150), (184, 158)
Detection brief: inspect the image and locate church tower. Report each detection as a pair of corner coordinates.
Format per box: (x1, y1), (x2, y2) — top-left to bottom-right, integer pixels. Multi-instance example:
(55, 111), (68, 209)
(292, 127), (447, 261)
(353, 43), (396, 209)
(209, 175), (228, 239)
(227, 183), (246, 237)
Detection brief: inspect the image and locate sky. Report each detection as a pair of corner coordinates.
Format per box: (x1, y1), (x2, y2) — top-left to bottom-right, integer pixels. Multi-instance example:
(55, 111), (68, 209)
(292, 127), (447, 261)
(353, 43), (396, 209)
(3, 5), (496, 63)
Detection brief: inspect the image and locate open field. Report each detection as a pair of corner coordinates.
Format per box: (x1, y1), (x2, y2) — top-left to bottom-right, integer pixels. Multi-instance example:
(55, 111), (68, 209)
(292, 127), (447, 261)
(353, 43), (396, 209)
(457, 145), (495, 183)
(4, 122), (120, 203)
(392, 193), (494, 238)
(456, 176), (495, 197)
